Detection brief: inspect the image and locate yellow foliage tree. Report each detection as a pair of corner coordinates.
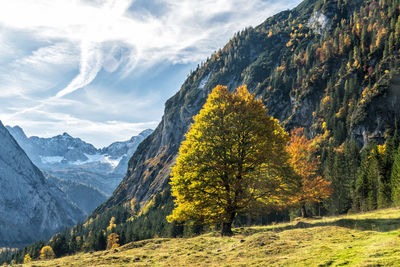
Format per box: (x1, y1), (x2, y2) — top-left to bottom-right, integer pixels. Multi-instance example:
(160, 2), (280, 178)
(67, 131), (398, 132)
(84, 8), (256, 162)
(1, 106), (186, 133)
(39, 246), (55, 260)
(107, 233), (120, 250)
(167, 85), (300, 235)
(107, 216), (116, 232)
(287, 128), (332, 217)
(23, 254), (32, 263)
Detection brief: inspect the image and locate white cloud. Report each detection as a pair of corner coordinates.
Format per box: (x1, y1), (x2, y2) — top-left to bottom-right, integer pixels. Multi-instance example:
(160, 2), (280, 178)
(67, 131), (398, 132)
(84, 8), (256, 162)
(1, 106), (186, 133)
(14, 42), (78, 69)
(55, 41), (103, 98)
(0, 0), (301, 97)
(0, 0), (302, 145)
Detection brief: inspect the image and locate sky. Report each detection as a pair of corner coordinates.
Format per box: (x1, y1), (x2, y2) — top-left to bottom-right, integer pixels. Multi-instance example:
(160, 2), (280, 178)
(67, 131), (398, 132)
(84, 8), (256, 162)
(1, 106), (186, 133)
(0, 0), (302, 148)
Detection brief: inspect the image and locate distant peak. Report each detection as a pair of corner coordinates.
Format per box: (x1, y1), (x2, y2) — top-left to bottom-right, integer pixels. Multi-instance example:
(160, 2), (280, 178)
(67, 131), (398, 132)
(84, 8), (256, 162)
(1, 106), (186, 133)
(5, 124), (27, 139)
(140, 129), (154, 136)
(129, 129), (153, 141)
(62, 132), (72, 137)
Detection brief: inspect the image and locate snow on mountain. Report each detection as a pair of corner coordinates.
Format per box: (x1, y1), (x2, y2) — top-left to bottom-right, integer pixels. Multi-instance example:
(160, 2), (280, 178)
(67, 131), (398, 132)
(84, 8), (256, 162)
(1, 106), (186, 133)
(6, 125), (153, 195)
(0, 121), (85, 247)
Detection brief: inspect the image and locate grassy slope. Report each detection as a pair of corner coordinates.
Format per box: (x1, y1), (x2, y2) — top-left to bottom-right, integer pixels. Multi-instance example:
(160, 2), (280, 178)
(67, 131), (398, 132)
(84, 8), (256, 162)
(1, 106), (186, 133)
(24, 208), (400, 266)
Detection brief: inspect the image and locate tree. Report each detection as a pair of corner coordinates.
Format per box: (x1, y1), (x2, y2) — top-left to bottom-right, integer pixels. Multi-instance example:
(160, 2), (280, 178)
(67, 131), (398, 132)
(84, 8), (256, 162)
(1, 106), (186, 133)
(107, 233), (120, 250)
(167, 85), (300, 236)
(50, 234), (68, 257)
(287, 128), (332, 217)
(39, 246), (55, 260)
(23, 254), (31, 264)
(391, 144), (400, 205)
(107, 217), (116, 232)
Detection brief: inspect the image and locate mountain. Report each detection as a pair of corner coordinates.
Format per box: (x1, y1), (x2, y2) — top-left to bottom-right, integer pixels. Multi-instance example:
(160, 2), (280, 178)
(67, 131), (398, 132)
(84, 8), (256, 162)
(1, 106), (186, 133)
(6, 126), (153, 196)
(0, 121), (85, 247)
(101, 129), (154, 175)
(96, 0), (400, 213)
(43, 172), (107, 216)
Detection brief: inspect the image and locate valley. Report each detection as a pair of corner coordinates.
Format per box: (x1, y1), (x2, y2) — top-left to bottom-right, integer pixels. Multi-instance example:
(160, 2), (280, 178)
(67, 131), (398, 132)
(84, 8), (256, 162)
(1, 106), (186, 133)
(1, 0), (400, 265)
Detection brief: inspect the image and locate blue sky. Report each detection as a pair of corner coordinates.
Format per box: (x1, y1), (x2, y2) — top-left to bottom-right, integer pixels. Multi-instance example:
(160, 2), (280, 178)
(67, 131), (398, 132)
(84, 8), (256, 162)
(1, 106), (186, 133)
(0, 0), (301, 147)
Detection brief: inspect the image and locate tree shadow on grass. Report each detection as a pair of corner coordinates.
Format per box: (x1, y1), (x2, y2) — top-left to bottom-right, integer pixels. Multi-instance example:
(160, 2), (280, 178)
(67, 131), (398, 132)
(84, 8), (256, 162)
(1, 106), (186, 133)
(235, 216), (400, 236)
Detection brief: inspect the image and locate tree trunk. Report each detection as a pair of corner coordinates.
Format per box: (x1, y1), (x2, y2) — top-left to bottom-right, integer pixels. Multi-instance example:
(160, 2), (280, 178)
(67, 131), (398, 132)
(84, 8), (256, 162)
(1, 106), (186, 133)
(221, 211), (236, 236)
(300, 204), (308, 218)
(221, 222), (233, 236)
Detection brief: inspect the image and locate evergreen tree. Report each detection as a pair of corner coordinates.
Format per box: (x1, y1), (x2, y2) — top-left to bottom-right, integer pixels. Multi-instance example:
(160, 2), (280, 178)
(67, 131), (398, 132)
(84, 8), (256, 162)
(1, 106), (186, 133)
(391, 144), (400, 205)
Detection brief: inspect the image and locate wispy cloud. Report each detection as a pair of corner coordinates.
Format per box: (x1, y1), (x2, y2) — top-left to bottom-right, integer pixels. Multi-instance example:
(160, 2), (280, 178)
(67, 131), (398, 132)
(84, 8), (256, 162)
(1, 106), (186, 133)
(55, 41), (103, 98)
(0, 0), (300, 97)
(0, 0), (302, 146)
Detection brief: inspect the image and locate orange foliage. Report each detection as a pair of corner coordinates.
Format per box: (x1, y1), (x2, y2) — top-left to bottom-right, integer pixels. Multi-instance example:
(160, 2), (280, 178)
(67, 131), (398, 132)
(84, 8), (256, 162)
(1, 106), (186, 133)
(287, 128), (332, 205)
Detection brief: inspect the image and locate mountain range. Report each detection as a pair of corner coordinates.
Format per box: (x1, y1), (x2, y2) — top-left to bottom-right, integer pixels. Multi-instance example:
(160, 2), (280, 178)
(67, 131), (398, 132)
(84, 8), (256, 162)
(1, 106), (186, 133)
(0, 121), (84, 247)
(0, 125), (152, 247)
(6, 126), (153, 196)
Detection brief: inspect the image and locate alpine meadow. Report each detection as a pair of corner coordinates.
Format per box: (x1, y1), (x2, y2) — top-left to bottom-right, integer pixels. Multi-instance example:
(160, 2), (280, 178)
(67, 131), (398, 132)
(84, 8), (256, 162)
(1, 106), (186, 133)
(2, 0), (400, 266)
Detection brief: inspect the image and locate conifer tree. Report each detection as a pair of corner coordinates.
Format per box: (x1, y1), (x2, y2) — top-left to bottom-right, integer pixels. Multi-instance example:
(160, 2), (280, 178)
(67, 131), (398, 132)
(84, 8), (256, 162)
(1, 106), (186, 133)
(391, 145), (400, 205)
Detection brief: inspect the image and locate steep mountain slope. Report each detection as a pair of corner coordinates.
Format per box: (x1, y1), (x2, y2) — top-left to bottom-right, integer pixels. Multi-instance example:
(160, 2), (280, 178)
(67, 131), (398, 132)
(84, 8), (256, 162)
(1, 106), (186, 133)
(0, 121), (85, 247)
(97, 0), (400, 212)
(6, 126), (153, 195)
(43, 172), (107, 216)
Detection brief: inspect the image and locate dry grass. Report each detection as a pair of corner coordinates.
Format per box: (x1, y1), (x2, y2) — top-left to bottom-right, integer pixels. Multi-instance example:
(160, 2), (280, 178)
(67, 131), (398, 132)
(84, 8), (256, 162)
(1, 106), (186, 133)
(20, 207), (400, 266)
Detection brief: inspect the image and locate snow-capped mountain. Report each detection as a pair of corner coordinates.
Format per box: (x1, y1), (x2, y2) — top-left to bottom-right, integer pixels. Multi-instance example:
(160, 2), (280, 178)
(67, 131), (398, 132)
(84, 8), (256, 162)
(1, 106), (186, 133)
(0, 121), (85, 247)
(6, 125), (153, 195)
(101, 129), (154, 175)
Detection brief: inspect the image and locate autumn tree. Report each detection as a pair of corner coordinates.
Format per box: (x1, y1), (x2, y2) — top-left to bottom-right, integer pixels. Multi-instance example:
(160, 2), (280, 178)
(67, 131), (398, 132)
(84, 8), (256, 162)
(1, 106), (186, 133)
(39, 246), (55, 260)
(107, 217), (116, 232)
(23, 254), (31, 263)
(107, 233), (120, 250)
(287, 128), (332, 217)
(167, 85), (300, 236)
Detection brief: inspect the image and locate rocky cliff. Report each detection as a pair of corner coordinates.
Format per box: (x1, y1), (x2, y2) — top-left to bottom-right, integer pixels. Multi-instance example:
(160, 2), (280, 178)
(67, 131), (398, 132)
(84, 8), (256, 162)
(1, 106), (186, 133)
(0, 121), (85, 247)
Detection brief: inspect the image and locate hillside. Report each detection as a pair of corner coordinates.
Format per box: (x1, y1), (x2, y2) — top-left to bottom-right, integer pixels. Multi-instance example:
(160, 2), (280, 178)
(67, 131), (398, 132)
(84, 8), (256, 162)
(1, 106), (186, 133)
(97, 0), (400, 215)
(24, 207), (400, 266)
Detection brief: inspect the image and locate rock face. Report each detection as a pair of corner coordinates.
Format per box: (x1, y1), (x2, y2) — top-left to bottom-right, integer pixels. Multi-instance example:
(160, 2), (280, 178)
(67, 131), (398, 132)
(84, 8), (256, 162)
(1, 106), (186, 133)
(0, 121), (85, 247)
(96, 0), (400, 212)
(6, 126), (153, 196)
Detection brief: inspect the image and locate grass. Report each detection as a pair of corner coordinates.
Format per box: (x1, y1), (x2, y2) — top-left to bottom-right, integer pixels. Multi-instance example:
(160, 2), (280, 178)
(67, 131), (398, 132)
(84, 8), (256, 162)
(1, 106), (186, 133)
(21, 207), (400, 266)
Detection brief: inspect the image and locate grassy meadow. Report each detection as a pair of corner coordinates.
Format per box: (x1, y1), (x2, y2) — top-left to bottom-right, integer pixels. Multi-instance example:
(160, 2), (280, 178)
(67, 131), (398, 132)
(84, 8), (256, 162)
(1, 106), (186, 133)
(20, 207), (400, 266)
